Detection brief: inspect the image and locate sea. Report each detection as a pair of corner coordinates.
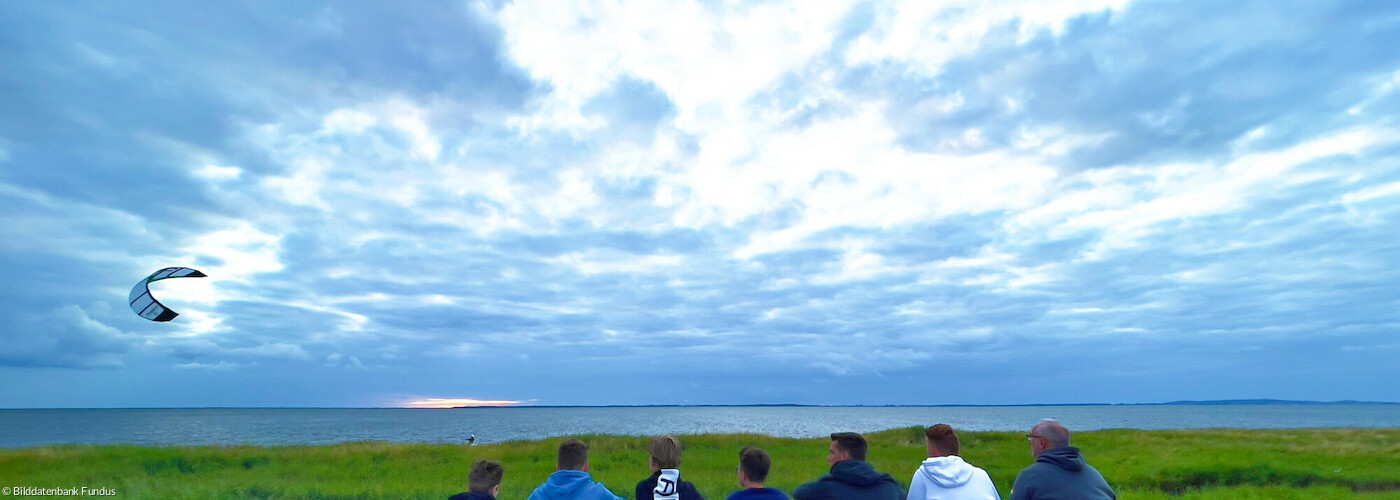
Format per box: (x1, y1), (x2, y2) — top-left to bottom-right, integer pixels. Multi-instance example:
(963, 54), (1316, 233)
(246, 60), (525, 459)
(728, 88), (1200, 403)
(3, 404), (1398, 449)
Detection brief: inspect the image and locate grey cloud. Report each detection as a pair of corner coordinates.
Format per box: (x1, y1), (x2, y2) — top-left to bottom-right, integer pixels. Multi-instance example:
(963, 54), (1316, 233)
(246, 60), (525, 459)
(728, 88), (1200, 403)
(0, 305), (133, 369)
(3, 0), (1399, 406)
(833, 0), (1400, 167)
(0, 0), (537, 231)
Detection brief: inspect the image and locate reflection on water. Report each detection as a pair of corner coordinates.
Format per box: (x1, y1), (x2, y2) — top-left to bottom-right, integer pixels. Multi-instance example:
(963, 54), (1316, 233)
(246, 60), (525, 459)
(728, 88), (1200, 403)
(3, 404), (1398, 448)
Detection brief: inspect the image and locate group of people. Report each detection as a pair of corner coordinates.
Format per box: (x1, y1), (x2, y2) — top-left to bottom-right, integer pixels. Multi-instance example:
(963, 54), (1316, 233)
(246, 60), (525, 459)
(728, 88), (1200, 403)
(449, 419), (1116, 500)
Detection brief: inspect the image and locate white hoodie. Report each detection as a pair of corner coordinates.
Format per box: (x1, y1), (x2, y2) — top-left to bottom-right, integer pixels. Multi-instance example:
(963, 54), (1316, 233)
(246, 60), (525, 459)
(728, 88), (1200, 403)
(908, 456), (1001, 500)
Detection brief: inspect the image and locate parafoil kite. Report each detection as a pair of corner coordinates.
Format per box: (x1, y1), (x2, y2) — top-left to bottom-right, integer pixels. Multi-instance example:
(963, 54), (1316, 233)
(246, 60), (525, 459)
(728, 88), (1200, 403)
(129, 267), (206, 322)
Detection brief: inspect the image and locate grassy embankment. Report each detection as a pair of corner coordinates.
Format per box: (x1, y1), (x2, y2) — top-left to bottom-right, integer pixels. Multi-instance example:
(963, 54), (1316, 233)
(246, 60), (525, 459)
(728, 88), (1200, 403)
(2, 428), (1399, 499)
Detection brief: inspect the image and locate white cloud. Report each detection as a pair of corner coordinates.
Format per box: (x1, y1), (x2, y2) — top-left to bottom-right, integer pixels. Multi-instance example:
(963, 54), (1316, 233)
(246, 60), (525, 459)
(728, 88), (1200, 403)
(1341, 180), (1400, 204)
(1014, 127), (1400, 259)
(843, 0), (1130, 75)
(177, 222), (284, 284)
(325, 353), (364, 369)
(174, 361), (242, 370)
(549, 251), (684, 275)
(321, 109), (377, 134)
(683, 102), (1057, 257)
(230, 342), (310, 360)
(1340, 180), (1400, 226)
(196, 163), (242, 181)
(262, 155), (333, 210)
(498, 0), (853, 134)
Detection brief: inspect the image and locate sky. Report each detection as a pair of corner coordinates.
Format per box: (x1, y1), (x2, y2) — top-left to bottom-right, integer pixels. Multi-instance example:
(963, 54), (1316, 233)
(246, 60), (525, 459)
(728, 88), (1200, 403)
(2, 0), (1398, 408)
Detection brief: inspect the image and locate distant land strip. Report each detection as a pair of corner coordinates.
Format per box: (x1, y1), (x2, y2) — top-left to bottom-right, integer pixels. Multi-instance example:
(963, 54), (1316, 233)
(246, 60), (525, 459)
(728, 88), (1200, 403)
(444, 399), (1400, 409)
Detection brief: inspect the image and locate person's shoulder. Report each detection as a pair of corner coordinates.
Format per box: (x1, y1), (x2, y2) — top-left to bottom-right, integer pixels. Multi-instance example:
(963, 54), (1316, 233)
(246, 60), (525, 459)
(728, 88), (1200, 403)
(585, 480), (627, 500)
(791, 476), (832, 500)
(458, 493), (496, 500)
(972, 464), (997, 482)
(681, 480), (706, 500)
(728, 489), (789, 500)
(790, 480), (817, 499)
(1016, 458), (1052, 475)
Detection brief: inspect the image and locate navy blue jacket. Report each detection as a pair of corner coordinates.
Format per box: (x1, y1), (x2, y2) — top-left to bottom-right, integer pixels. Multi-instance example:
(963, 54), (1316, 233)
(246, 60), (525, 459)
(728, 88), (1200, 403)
(725, 487), (789, 500)
(636, 470), (705, 500)
(792, 460), (905, 500)
(1010, 447), (1115, 500)
(449, 491), (495, 500)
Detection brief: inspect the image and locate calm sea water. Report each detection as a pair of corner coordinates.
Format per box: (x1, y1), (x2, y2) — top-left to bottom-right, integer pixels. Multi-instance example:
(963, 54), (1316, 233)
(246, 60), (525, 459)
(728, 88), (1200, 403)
(2, 405), (1398, 449)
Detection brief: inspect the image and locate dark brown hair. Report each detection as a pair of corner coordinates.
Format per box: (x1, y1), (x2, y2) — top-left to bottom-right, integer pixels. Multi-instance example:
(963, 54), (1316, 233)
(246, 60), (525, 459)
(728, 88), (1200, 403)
(558, 439), (589, 470)
(925, 424), (960, 455)
(468, 459), (504, 493)
(738, 446), (771, 483)
(830, 432), (868, 461)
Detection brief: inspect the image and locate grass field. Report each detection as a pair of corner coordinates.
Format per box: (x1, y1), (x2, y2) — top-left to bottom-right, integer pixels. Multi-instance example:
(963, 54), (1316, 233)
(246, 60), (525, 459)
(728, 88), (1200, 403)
(2, 428), (1398, 499)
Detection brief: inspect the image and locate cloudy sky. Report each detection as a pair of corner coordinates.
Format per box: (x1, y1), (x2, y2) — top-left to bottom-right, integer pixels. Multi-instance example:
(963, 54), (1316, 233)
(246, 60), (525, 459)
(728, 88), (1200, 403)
(2, 0), (1398, 408)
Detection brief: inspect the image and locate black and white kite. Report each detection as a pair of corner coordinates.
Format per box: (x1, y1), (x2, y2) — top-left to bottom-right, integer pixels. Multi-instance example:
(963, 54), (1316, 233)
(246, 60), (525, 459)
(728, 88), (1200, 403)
(129, 267), (206, 322)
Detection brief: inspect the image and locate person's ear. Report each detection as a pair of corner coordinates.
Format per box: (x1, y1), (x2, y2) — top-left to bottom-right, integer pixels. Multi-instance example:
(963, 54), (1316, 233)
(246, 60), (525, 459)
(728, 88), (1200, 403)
(490, 484), (500, 497)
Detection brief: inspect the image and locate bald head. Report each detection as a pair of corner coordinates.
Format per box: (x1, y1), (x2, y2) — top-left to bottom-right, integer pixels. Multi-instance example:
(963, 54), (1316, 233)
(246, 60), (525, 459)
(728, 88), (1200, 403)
(1033, 420), (1071, 448)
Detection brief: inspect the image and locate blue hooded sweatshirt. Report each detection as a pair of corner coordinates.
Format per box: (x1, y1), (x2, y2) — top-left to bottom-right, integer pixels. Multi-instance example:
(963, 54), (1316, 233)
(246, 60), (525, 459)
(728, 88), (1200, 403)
(528, 470), (628, 500)
(1010, 447), (1115, 500)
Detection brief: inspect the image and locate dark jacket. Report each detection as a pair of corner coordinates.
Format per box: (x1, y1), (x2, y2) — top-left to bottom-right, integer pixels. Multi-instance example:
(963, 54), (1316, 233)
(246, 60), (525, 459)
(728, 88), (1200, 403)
(449, 492), (495, 500)
(725, 488), (789, 500)
(1010, 447), (1116, 500)
(636, 470), (706, 500)
(792, 460), (906, 500)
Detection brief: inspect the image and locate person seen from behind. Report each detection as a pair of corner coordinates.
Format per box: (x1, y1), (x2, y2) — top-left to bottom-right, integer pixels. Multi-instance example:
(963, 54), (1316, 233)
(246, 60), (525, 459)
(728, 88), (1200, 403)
(792, 432), (905, 500)
(450, 459), (504, 500)
(636, 435), (705, 500)
(908, 424), (999, 500)
(528, 438), (628, 500)
(1010, 420), (1116, 500)
(726, 446), (788, 500)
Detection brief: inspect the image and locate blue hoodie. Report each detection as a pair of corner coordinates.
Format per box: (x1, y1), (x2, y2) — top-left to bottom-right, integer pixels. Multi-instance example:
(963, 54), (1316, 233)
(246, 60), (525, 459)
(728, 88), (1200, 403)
(528, 470), (629, 500)
(1010, 447), (1115, 500)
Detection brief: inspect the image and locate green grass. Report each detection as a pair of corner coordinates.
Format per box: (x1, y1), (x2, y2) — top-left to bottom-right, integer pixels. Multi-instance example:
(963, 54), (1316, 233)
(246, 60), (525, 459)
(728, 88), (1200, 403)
(2, 428), (1399, 499)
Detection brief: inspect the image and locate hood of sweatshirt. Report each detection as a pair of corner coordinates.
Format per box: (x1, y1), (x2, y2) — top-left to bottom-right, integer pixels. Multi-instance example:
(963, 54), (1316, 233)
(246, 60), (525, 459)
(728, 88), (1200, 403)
(535, 470), (596, 500)
(919, 456), (975, 487)
(829, 460), (896, 487)
(1036, 446), (1086, 472)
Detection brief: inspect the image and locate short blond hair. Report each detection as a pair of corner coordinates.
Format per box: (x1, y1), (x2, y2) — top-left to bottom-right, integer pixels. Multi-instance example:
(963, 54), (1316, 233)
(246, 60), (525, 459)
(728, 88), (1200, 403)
(650, 435), (683, 469)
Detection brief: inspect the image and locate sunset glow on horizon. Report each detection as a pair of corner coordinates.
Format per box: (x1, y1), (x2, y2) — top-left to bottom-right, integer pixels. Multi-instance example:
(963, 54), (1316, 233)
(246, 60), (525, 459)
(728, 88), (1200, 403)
(405, 398), (522, 409)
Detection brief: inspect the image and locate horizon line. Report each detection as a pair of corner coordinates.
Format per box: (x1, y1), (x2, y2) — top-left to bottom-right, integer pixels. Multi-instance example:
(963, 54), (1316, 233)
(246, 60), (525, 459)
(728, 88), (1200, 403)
(3, 399), (1397, 411)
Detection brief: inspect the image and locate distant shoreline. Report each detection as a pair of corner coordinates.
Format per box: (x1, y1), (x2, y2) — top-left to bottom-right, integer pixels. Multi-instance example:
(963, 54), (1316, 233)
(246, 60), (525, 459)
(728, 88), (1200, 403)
(439, 399), (1400, 409)
(3, 399), (1396, 411)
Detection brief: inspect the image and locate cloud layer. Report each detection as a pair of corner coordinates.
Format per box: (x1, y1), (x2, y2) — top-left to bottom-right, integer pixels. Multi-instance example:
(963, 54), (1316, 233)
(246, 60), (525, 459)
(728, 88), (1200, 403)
(2, 0), (1398, 407)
